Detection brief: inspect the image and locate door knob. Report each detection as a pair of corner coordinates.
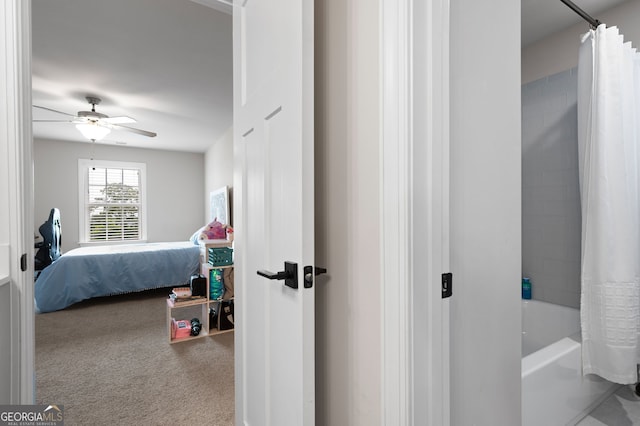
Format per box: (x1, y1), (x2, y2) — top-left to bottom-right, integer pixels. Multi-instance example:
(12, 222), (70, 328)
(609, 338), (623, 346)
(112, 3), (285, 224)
(257, 270), (289, 280)
(257, 261), (298, 289)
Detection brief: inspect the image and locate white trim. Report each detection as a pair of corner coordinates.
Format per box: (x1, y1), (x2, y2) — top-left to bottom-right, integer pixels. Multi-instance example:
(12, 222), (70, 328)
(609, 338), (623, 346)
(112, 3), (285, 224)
(380, 0), (411, 423)
(380, 0), (450, 424)
(77, 158), (148, 244)
(18, 1), (34, 403)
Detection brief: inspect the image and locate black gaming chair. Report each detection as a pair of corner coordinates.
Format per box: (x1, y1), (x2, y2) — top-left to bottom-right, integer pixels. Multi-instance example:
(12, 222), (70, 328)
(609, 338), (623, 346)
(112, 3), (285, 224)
(35, 208), (62, 272)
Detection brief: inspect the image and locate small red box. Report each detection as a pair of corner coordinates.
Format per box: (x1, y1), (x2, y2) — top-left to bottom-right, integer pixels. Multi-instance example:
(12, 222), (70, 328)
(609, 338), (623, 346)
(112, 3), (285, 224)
(171, 318), (191, 339)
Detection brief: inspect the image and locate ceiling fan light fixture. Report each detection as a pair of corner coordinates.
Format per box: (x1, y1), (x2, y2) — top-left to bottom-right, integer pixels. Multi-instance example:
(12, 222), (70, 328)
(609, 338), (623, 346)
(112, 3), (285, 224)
(33, 97), (155, 139)
(75, 122), (110, 141)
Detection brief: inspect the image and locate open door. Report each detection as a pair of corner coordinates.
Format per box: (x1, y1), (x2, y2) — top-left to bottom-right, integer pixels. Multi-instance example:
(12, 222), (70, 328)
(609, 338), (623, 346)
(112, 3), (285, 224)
(0, 0), (35, 404)
(233, 0), (315, 424)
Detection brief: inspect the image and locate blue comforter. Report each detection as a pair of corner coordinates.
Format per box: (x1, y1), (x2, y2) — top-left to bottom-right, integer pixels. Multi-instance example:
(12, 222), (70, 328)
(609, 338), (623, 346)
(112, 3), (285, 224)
(35, 241), (200, 313)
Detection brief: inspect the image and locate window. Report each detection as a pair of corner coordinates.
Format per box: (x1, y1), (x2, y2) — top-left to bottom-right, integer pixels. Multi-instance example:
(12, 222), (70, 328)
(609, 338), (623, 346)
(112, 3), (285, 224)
(78, 159), (147, 244)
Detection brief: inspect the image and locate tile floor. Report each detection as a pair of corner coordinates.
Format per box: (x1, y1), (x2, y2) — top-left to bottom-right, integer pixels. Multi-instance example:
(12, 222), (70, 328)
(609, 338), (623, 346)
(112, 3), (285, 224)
(576, 385), (640, 426)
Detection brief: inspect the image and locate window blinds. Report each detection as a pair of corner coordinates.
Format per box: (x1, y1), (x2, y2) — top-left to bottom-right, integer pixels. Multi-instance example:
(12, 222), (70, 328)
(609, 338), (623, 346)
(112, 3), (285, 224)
(87, 167), (141, 241)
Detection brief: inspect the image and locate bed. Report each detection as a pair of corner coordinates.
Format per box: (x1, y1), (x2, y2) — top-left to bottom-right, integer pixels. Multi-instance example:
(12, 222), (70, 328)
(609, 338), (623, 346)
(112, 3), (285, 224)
(34, 241), (200, 313)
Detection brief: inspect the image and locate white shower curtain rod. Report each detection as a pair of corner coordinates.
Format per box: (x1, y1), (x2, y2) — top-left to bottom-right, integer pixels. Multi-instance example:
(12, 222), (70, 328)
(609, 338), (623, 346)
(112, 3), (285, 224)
(560, 0), (602, 29)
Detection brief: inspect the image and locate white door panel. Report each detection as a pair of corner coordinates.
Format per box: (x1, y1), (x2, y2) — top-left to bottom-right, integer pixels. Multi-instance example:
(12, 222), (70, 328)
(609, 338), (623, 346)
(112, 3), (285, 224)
(234, 0), (314, 424)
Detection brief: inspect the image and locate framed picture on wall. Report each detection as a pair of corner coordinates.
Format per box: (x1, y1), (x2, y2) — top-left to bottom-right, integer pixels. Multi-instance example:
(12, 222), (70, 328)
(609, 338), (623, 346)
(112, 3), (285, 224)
(210, 186), (230, 225)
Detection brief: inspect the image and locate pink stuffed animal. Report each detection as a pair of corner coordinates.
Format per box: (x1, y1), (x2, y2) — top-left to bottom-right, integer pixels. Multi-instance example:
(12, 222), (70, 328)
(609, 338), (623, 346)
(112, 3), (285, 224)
(199, 219), (229, 240)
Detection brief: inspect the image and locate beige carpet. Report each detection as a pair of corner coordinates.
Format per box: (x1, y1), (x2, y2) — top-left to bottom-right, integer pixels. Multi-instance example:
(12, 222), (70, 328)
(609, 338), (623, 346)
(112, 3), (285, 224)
(35, 288), (235, 426)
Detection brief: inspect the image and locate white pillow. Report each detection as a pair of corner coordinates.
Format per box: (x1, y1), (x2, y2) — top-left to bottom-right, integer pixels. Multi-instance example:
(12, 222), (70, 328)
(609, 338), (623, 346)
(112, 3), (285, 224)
(189, 225), (205, 245)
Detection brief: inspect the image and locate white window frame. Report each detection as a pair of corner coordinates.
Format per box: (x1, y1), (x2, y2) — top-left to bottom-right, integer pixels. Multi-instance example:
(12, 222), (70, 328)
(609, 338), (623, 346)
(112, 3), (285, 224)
(78, 159), (148, 245)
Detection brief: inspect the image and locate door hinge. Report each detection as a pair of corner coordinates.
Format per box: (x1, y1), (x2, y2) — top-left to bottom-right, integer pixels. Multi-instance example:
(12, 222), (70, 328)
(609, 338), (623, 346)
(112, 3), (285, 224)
(20, 253), (28, 272)
(442, 272), (452, 298)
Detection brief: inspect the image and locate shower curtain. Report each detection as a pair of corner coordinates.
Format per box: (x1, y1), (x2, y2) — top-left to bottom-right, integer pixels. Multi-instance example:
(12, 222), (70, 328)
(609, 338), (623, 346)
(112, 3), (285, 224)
(577, 24), (640, 384)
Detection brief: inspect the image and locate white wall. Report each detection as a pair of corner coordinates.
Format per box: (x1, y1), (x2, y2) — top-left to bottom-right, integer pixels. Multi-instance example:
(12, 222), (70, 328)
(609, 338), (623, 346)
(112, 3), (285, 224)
(34, 139), (205, 250)
(315, 0), (381, 424)
(450, 0), (522, 424)
(204, 126), (233, 224)
(522, 0), (640, 83)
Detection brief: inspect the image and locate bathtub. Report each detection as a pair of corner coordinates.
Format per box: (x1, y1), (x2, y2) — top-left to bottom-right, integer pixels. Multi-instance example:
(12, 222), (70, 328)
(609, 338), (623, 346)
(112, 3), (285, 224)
(522, 299), (619, 426)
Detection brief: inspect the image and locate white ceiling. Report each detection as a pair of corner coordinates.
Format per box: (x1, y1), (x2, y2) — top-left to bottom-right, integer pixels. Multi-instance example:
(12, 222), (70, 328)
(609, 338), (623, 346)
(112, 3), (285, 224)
(31, 0), (232, 153)
(522, 0), (630, 46)
(31, 0), (628, 153)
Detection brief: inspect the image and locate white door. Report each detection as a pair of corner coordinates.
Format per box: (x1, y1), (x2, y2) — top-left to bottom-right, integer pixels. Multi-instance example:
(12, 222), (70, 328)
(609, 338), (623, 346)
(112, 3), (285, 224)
(1, 0), (34, 404)
(232, 0), (315, 425)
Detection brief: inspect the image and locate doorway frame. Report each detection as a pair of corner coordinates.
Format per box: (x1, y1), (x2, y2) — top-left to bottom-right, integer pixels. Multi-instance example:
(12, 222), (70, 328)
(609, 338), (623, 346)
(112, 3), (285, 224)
(380, 0), (450, 424)
(7, 0), (452, 421)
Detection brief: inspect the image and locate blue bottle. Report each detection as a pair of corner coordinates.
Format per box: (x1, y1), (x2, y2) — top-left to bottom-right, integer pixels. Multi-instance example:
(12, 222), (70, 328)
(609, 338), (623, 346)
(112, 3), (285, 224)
(522, 277), (532, 299)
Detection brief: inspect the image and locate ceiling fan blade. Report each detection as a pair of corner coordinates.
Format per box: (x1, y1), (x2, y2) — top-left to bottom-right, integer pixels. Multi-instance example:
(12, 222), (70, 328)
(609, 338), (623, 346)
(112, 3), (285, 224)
(33, 105), (76, 118)
(103, 116), (136, 125)
(33, 119), (75, 123)
(111, 123), (157, 138)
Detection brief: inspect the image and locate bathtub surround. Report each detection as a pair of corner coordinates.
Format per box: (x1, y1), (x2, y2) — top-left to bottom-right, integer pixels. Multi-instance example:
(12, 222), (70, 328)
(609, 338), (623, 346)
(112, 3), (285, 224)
(521, 68), (582, 308)
(577, 25), (640, 385)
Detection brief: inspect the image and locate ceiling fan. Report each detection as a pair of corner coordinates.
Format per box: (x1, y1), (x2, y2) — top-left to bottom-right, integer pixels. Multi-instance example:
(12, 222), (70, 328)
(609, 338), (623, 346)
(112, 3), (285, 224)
(33, 96), (157, 141)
